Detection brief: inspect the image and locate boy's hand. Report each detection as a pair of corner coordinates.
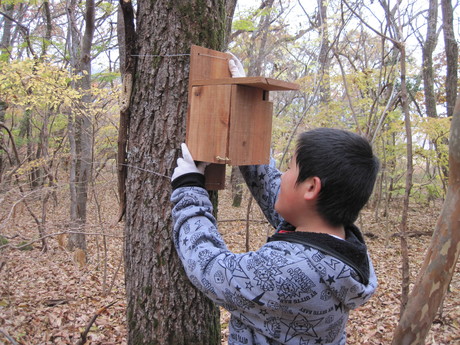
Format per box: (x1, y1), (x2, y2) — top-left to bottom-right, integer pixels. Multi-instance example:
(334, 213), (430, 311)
(228, 52), (246, 78)
(172, 143), (208, 181)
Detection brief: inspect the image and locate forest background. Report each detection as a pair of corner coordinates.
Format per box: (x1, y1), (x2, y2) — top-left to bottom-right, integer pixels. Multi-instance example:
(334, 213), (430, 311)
(0, 0), (459, 344)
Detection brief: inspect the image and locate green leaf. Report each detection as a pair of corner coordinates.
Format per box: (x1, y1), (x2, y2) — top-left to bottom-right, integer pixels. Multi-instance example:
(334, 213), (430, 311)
(232, 19), (256, 32)
(93, 71), (121, 83)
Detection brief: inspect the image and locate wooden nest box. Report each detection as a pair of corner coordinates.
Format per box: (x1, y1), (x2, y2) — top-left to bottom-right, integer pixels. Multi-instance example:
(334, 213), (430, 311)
(186, 45), (299, 190)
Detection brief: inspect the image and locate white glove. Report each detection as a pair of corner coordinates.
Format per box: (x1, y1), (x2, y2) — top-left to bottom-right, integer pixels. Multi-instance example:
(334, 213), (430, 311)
(171, 143), (208, 181)
(228, 52), (246, 78)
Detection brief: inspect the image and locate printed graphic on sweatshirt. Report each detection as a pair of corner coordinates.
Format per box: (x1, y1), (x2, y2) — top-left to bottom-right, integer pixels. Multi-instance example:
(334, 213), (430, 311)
(171, 163), (378, 345)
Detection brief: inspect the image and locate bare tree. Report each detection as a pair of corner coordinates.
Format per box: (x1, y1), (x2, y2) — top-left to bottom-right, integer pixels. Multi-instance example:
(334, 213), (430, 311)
(380, 0), (415, 312)
(391, 92), (460, 344)
(66, 0), (95, 253)
(440, 0), (458, 118)
(317, 0), (331, 104)
(422, 0), (439, 120)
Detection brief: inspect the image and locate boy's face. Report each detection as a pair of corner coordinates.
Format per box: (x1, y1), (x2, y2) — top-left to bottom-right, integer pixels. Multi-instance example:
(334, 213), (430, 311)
(275, 156), (308, 227)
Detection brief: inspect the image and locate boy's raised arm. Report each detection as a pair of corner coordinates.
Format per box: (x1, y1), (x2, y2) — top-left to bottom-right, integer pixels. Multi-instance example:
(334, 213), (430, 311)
(239, 161), (283, 229)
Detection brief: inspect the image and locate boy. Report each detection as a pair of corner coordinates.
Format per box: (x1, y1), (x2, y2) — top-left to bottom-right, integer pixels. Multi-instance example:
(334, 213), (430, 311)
(170, 128), (379, 345)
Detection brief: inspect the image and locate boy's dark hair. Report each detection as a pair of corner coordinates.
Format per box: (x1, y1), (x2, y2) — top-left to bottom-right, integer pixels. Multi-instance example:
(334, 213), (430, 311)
(295, 128), (380, 227)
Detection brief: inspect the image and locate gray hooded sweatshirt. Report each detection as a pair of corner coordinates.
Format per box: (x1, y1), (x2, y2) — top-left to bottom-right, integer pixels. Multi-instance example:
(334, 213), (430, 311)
(171, 162), (377, 345)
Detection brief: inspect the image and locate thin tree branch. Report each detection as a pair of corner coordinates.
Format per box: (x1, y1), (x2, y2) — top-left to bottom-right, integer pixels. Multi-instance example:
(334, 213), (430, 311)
(0, 11), (37, 58)
(76, 300), (118, 345)
(0, 231), (123, 250)
(333, 52), (362, 134)
(0, 329), (19, 345)
(342, 0), (401, 47)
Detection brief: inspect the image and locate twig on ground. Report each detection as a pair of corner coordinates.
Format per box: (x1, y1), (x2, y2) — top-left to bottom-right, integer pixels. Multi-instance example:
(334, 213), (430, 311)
(76, 300), (118, 345)
(0, 230), (123, 250)
(392, 231), (433, 238)
(103, 251), (124, 297)
(0, 329), (19, 345)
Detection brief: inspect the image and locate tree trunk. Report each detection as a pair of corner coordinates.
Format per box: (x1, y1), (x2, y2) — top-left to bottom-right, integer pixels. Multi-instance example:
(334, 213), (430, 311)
(0, 4), (14, 54)
(318, 0), (331, 104)
(0, 5), (13, 182)
(422, 0), (438, 120)
(422, 0), (449, 192)
(116, 0), (136, 221)
(41, 0), (52, 56)
(0, 101), (6, 184)
(231, 166), (244, 207)
(440, 0), (458, 118)
(122, 1), (236, 344)
(247, 0), (274, 76)
(66, 0), (95, 252)
(391, 94), (460, 344)
(398, 43), (413, 312)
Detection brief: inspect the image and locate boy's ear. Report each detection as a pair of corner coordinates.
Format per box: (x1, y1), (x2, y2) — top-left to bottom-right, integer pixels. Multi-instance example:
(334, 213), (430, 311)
(303, 176), (321, 200)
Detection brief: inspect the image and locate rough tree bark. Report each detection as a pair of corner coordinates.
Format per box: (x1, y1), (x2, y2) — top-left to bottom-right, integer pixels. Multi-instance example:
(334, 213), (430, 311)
(422, 0), (438, 120)
(391, 94), (460, 344)
(440, 0), (458, 118)
(122, 1), (236, 344)
(422, 0), (450, 193)
(116, 0), (136, 221)
(317, 0), (331, 104)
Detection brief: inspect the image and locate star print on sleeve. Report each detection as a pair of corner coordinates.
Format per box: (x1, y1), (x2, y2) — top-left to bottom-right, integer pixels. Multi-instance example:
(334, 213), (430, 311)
(350, 290), (370, 301)
(326, 275), (336, 285)
(283, 314), (323, 342)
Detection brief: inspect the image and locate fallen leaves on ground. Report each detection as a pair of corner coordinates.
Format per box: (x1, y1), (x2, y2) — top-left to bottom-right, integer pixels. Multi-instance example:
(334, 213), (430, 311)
(0, 187), (459, 345)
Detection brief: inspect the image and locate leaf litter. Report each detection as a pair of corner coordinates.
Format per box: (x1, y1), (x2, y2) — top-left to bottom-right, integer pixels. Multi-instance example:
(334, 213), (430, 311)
(0, 186), (459, 345)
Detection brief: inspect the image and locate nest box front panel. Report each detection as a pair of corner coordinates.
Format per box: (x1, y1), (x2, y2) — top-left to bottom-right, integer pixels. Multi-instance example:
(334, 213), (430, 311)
(228, 85), (273, 166)
(187, 84), (232, 163)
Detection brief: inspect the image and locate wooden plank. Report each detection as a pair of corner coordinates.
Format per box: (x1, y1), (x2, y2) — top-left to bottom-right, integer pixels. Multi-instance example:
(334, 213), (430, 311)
(191, 77), (300, 91)
(188, 45), (231, 82)
(186, 45), (232, 155)
(228, 85), (272, 165)
(187, 84), (231, 163)
(265, 77), (300, 90)
(186, 46), (231, 190)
